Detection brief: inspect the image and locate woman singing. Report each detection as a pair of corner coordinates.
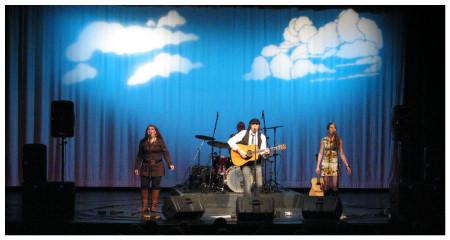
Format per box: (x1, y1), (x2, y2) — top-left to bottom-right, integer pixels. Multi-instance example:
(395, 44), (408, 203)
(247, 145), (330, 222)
(316, 122), (351, 196)
(135, 125), (174, 212)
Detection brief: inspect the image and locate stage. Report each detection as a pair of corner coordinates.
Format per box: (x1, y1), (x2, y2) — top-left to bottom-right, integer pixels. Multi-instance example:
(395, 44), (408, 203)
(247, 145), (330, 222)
(5, 186), (409, 235)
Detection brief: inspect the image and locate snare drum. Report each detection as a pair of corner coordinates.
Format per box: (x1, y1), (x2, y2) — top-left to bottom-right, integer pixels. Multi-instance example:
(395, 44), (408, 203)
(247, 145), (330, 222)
(224, 166), (254, 193)
(213, 156), (231, 175)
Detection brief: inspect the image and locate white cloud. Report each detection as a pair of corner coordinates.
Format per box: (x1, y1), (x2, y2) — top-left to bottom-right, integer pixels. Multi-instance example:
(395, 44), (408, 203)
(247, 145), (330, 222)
(321, 48), (338, 59)
(127, 53), (202, 85)
(337, 72), (379, 80)
(283, 17), (314, 43)
(63, 63), (97, 84)
(358, 17), (383, 49)
(146, 20), (156, 27)
(243, 56), (271, 80)
(66, 21), (198, 62)
(291, 44), (309, 61)
(157, 10), (186, 28)
(280, 41), (299, 50)
(270, 53), (292, 80)
(336, 55), (381, 67)
(307, 22), (340, 55)
(298, 25), (317, 43)
(262, 45), (282, 57)
(244, 8), (383, 81)
(291, 59), (335, 79)
(337, 9), (364, 43)
(364, 63), (381, 73)
(310, 77), (335, 82)
(336, 39), (379, 58)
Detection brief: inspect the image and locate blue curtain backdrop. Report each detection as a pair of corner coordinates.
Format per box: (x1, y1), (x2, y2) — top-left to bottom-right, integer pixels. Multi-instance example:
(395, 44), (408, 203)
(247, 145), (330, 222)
(6, 6), (404, 188)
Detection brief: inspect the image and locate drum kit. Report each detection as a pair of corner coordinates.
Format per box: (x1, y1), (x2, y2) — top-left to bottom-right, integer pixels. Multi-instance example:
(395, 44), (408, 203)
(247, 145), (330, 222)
(184, 135), (252, 193)
(181, 110), (285, 193)
(184, 134), (282, 193)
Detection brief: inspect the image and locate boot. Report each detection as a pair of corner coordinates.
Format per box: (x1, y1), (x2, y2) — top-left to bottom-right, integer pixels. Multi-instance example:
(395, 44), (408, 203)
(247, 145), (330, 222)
(150, 189), (160, 212)
(139, 189), (149, 212)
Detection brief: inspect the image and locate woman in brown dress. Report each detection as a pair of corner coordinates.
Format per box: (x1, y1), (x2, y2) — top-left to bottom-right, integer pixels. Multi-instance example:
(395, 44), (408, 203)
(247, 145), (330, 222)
(134, 125), (174, 212)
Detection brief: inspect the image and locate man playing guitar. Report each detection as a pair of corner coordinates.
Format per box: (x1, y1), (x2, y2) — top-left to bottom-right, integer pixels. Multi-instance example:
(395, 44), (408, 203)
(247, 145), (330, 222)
(228, 118), (270, 197)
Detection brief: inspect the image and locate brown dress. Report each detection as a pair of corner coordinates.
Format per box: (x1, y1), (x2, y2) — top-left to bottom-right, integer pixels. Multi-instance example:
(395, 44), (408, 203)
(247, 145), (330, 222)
(134, 138), (172, 177)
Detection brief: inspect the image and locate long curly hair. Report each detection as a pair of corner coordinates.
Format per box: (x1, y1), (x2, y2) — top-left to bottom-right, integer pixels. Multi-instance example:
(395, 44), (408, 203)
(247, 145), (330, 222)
(327, 122), (341, 150)
(144, 124), (164, 141)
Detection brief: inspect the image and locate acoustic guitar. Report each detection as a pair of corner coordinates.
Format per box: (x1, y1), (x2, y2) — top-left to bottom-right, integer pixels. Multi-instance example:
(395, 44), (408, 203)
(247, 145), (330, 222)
(309, 174), (324, 196)
(309, 154), (324, 196)
(230, 144), (286, 166)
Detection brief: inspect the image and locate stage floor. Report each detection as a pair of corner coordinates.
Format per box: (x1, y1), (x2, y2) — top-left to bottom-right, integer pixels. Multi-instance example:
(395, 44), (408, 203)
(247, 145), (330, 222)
(6, 186), (398, 234)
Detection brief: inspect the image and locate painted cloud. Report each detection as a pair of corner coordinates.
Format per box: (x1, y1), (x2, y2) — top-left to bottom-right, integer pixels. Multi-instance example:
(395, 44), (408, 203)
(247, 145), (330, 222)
(127, 53), (202, 85)
(64, 10), (201, 85)
(244, 8), (383, 81)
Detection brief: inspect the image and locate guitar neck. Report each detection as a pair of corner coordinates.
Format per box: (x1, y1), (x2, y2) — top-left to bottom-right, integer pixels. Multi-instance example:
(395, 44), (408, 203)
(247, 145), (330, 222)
(251, 145), (283, 154)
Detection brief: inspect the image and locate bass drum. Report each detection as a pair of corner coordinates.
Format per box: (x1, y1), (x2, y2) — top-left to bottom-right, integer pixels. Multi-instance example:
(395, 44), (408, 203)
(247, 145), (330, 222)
(225, 166), (254, 193)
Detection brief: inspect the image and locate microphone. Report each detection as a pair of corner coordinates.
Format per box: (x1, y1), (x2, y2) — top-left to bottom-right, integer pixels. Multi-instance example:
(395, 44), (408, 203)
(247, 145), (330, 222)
(217, 111), (219, 119)
(262, 110), (264, 118)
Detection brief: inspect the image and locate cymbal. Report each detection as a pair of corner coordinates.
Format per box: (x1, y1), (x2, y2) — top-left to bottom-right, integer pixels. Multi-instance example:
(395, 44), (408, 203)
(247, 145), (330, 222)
(195, 135), (215, 141)
(207, 141), (230, 149)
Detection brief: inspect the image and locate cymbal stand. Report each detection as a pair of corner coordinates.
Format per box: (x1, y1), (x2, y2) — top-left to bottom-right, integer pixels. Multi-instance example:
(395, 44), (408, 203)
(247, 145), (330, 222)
(193, 139), (206, 166)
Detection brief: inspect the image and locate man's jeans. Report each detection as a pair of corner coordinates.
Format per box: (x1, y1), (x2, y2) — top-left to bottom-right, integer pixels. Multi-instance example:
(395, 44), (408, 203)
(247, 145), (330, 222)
(241, 163), (263, 197)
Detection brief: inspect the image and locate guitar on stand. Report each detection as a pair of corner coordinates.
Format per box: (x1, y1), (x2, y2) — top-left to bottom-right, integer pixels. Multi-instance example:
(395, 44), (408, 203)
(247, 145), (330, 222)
(309, 154), (324, 196)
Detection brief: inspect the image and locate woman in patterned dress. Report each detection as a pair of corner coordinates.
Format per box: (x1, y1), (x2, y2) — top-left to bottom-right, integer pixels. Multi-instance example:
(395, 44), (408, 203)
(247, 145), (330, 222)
(315, 123), (351, 196)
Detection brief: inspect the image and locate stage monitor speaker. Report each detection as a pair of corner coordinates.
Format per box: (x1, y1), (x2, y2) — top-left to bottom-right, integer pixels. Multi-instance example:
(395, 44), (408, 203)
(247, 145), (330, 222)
(302, 196), (343, 221)
(236, 196), (275, 221)
(22, 144), (47, 183)
(22, 181), (75, 219)
(162, 195), (205, 220)
(51, 100), (75, 138)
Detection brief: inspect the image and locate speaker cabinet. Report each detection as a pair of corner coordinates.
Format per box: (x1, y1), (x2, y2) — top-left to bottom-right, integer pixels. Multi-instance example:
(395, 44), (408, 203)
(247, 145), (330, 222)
(51, 101), (75, 138)
(22, 144), (47, 183)
(390, 182), (444, 220)
(236, 196), (275, 221)
(22, 182), (75, 219)
(302, 196), (343, 221)
(162, 195), (205, 220)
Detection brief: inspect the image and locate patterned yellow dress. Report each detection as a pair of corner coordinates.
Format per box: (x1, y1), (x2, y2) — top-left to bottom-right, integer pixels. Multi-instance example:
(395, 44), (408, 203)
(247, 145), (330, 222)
(321, 137), (339, 176)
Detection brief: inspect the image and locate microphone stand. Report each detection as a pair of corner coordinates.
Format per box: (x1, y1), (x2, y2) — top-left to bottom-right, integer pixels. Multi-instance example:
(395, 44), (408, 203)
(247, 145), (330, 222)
(253, 128), (258, 196)
(207, 112), (219, 190)
(271, 126), (288, 191)
(335, 132), (341, 194)
(261, 111), (273, 193)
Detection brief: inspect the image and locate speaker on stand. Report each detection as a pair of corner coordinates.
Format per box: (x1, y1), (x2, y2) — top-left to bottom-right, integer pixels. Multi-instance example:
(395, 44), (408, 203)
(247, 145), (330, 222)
(27, 100), (76, 219)
(51, 100), (74, 182)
